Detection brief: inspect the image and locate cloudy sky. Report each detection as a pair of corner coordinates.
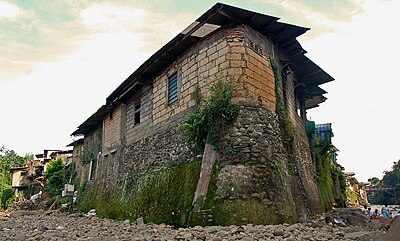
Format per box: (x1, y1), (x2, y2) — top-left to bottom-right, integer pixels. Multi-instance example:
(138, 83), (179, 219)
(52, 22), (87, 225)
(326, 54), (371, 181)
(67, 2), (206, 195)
(0, 0), (399, 182)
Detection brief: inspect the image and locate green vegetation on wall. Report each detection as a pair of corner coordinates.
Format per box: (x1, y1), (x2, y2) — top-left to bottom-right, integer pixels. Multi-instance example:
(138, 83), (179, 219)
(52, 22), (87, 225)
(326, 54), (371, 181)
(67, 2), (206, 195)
(180, 80), (239, 151)
(269, 58), (296, 173)
(189, 161), (296, 226)
(330, 165), (346, 207)
(345, 187), (359, 206)
(78, 160), (201, 226)
(212, 199), (294, 225)
(314, 145), (346, 210)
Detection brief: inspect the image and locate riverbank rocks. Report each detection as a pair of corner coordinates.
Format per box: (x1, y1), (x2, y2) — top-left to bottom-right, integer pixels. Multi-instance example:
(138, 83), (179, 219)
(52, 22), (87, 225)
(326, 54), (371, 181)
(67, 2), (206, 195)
(324, 208), (389, 230)
(0, 210), (389, 240)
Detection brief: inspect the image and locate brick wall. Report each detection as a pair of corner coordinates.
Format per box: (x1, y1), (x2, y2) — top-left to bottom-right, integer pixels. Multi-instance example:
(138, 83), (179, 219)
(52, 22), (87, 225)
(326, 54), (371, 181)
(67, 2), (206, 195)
(125, 85), (153, 144)
(150, 25), (279, 129)
(103, 105), (124, 152)
(152, 30), (229, 125)
(244, 26), (307, 138)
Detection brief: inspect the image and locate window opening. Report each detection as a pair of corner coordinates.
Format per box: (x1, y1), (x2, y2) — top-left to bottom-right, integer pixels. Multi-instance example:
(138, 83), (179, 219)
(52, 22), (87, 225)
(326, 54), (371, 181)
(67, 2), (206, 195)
(134, 101), (141, 125)
(89, 159), (97, 180)
(168, 72), (178, 105)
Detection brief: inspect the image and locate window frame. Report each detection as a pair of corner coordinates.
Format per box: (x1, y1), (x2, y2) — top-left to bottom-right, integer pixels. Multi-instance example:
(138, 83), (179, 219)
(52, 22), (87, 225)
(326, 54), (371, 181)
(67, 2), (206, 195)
(167, 72), (179, 105)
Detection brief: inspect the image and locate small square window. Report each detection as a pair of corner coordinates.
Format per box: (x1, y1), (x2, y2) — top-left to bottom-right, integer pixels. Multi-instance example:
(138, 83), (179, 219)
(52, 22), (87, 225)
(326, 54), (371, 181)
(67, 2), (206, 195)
(168, 72), (178, 105)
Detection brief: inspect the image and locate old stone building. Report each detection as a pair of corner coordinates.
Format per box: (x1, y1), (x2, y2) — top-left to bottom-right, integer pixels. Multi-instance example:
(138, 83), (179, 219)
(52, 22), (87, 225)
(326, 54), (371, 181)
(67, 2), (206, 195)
(71, 3), (334, 225)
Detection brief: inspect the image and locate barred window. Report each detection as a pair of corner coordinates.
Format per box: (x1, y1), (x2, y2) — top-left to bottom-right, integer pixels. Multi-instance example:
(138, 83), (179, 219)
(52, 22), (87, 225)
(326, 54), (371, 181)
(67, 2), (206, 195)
(168, 72), (178, 105)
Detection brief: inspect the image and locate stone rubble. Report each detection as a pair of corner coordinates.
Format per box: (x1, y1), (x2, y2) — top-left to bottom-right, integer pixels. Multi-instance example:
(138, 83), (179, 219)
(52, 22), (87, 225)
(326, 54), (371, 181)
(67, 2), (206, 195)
(0, 210), (388, 241)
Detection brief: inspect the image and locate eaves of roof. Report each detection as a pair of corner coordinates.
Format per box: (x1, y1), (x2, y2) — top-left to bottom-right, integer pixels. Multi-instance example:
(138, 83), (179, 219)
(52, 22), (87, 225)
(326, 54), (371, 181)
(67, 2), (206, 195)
(71, 105), (108, 135)
(66, 138), (84, 147)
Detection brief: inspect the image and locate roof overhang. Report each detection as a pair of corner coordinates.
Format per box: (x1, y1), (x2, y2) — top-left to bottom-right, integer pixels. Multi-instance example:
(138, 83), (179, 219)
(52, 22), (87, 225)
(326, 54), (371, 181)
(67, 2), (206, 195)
(71, 105), (108, 135)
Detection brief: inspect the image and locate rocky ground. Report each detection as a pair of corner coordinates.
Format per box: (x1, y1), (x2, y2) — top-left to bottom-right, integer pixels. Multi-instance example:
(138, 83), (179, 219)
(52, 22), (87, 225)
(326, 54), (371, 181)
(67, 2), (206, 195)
(0, 210), (391, 241)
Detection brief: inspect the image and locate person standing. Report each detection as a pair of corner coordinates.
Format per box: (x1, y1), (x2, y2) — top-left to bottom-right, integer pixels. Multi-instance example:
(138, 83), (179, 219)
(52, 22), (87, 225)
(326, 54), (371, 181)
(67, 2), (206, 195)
(382, 205), (389, 218)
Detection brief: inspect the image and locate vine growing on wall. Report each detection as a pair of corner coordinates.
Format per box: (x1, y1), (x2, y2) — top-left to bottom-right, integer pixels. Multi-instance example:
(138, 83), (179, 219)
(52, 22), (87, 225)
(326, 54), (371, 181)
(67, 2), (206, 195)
(269, 57), (296, 172)
(314, 145), (346, 209)
(180, 80), (239, 151)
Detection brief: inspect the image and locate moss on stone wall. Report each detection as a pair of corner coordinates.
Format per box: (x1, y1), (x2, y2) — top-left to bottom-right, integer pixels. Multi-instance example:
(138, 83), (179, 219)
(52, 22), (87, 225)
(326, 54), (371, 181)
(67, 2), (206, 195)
(314, 146), (335, 211)
(189, 158), (297, 226)
(212, 199), (295, 225)
(345, 187), (358, 206)
(77, 160), (201, 226)
(314, 146), (346, 210)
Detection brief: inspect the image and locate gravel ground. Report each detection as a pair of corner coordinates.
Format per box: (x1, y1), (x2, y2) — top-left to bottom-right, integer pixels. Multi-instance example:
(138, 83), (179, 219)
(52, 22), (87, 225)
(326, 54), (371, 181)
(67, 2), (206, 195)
(0, 210), (387, 241)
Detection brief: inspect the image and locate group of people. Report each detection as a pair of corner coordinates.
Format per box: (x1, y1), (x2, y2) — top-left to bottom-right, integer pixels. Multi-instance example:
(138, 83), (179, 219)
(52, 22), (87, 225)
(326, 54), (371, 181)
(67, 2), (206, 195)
(363, 205), (393, 219)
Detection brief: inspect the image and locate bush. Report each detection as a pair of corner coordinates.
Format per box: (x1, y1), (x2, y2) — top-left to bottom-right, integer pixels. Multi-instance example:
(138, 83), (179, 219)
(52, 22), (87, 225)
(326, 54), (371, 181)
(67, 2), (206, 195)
(181, 80), (239, 151)
(0, 188), (14, 208)
(44, 158), (66, 196)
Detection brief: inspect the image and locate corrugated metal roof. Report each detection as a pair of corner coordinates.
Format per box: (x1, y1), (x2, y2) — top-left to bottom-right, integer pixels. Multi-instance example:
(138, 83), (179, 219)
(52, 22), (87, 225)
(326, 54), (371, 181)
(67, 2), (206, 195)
(72, 2), (334, 136)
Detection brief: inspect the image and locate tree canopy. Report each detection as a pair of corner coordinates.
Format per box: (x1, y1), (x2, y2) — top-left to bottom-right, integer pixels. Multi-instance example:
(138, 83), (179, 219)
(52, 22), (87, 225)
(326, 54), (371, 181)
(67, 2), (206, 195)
(368, 160), (400, 204)
(0, 146), (25, 190)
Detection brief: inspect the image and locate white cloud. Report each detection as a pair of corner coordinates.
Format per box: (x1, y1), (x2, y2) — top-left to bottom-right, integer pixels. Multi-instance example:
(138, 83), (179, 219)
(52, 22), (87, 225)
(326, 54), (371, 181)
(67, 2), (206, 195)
(0, 1), (23, 20)
(81, 3), (147, 33)
(0, 2), (190, 155)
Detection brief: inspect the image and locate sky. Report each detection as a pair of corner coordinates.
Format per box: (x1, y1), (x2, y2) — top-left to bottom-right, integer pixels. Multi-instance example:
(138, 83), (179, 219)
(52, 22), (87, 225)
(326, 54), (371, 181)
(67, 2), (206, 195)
(0, 0), (399, 182)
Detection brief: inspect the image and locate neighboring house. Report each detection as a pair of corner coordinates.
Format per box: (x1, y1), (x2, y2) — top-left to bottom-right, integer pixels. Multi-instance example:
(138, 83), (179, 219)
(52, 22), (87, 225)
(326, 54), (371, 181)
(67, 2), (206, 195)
(67, 139), (86, 183)
(71, 3), (334, 225)
(10, 167), (29, 196)
(344, 172), (368, 207)
(10, 149), (73, 199)
(35, 149), (72, 172)
(10, 160), (44, 198)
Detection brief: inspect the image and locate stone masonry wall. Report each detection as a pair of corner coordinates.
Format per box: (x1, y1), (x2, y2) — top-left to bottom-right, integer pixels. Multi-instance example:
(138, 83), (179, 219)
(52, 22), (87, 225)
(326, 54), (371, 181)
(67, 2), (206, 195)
(293, 137), (321, 214)
(83, 126), (102, 162)
(210, 105), (320, 224)
(71, 142), (86, 183)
